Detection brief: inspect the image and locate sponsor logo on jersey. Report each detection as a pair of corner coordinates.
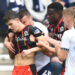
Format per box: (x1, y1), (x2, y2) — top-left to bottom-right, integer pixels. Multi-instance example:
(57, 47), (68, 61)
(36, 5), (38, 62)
(60, 26), (64, 32)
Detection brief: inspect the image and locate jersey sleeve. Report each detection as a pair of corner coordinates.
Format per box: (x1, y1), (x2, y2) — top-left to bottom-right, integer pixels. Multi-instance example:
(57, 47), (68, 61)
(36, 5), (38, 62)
(28, 25), (43, 37)
(61, 31), (70, 51)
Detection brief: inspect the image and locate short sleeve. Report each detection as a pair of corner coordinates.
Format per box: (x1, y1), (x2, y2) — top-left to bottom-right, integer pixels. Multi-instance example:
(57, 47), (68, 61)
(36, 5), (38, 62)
(61, 31), (70, 51)
(28, 25), (43, 37)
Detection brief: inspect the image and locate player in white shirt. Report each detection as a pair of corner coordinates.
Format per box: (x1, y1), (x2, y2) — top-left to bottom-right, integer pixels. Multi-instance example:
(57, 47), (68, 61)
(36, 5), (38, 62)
(56, 7), (75, 75)
(19, 9), (52, 75)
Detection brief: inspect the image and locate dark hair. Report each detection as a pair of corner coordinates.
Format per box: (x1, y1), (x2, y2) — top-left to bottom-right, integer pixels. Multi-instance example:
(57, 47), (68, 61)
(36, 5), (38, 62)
(48, 2), (63, 11)
(18, 9), (31, 19)
(3, 10), (20, 23)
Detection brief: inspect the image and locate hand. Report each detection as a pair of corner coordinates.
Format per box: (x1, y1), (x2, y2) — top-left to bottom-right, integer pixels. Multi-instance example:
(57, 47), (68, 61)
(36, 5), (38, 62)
(51, 56), (63, 64)
(21, 50), (31, 57)
(4, 41), (15, 54)
(55, 44), (60, 52)
(36, 41), (45, 47)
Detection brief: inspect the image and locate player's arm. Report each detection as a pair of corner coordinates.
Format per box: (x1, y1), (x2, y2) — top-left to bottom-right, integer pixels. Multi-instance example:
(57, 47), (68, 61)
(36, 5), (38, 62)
(4, 36), (15, 53)
(37, 41), (56, 54)
(4, 36), (15, 59)
(55, 44), (68, 61)
(21, 25), (48, 56)
(4, 31), (15, 59)
(21, 47), (43, 57)
(45, 34), (60, 46)
(55, 31), (69, 61)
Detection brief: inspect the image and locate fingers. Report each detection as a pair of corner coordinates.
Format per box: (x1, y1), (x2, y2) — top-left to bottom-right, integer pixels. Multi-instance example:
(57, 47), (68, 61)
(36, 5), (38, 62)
(8, 47), (15, 54)
(11, 42), (14, 48)
(21, 50), (31, 58)
(21, 50), (27, 58)
(4, 41), (15, 54)
(21, 51), (25, 58)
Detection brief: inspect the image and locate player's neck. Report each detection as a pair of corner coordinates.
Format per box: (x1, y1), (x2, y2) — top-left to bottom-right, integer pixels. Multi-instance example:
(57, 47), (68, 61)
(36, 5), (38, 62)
(18, 23), (25, 32)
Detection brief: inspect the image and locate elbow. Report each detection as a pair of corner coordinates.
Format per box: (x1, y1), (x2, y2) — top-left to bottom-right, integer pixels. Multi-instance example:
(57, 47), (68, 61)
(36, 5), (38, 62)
(58, 55), (66, 61)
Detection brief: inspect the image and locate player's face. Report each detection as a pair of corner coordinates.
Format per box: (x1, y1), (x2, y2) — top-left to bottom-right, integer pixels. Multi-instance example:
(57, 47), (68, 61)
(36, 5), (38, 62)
(63, 16), (69, 28)
(7, 19), (20, 32)
(21, 16), (32, 25)
(47, 9), (59, 24)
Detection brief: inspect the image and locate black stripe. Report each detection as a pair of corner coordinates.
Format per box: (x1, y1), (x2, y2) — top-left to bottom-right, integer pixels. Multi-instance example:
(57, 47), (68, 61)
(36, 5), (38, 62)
(30, 64), (37, 75)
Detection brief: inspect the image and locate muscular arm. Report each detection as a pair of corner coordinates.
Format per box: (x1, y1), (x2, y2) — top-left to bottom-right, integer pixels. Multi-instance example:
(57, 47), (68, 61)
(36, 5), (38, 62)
(4, 36), (15, 53)
(22, 35), (48, 56)
(45, 34), (60, 46)
(4, 36), (15, 59)
(37, 41), (56, 54)
(36, 35), (49, 45)
(21, 47), (42, 57)
(55, 44), (68, 61)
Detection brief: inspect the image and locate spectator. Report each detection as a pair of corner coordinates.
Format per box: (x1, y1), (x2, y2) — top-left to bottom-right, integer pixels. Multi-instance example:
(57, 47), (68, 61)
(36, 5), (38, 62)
(54, 0), (75, 7)
(24, 0), (52, 22)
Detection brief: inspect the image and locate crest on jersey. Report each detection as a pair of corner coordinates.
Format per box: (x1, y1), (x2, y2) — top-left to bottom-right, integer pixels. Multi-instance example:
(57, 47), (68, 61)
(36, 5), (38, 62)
(24, 31), (29, 36)
(60, 26), (64, 32)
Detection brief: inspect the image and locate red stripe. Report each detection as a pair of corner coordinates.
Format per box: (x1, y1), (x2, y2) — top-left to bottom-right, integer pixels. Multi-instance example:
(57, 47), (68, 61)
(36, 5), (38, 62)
(54, 18), (63, 33)
(22, 30), (26, 46)
(22, 30), (30, 49)
(15, 34), (20, 53)
(36, 72), (38, 75)
(27, 27), (30, 49)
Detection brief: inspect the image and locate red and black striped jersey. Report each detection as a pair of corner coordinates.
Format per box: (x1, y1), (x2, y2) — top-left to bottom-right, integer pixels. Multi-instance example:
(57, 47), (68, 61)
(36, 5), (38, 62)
(48, 18), (67, 40)
(13, 25), (43, 54)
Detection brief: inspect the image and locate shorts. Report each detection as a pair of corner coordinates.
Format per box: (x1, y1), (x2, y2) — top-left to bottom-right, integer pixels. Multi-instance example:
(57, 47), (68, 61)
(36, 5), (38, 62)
(12, 64), (38, 75)
(38, 63), (52, 75)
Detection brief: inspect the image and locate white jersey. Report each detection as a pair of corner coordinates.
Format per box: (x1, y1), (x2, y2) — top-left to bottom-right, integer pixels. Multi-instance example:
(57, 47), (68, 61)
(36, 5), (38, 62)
(34, 22), (50, 72)
(61, 27), (75, 75)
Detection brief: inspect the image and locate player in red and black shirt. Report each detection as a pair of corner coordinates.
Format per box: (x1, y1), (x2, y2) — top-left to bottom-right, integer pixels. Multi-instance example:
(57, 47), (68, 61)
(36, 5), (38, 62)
(47, 2), (67, 75)
(3, 10), (48, 75)
(47, 2), (67, 40)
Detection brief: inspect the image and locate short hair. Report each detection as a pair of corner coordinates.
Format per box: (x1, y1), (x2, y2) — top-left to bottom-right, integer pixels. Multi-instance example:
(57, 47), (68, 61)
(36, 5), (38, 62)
(3, 10), (19, 23)
(63, 7), (75, 19)
(48, 2), (63, 11)
(18, 9), (31, 19)
(63, 7), (75, 27)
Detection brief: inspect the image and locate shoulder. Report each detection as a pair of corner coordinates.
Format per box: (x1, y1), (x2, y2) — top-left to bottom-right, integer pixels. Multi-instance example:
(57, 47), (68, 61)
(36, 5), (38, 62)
(34, 22), (44, 27)
(62, 29), (72, 40)
(34, 22), (48, 34)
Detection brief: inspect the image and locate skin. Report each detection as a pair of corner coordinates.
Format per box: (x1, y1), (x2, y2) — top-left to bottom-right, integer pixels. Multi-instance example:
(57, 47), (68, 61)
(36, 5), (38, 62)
(7, 18), (47, 66)
(47, 8), (63, 64)
(21, 15), (61, 56)
(4, 13), (59, 58)
(56, 14), (75, 61)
